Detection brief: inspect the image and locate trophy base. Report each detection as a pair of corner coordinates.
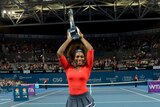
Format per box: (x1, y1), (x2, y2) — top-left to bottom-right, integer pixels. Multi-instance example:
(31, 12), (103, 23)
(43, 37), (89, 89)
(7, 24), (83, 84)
(68, 27), (80, 40)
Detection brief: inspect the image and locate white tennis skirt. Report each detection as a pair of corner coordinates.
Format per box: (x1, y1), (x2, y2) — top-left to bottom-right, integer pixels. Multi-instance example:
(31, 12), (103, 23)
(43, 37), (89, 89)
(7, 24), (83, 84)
(66, 92), (95, 107)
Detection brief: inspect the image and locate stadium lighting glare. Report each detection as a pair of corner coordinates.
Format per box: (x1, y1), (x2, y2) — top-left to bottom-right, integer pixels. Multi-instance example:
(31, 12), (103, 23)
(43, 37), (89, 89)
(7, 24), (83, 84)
(12, 11), (15, 14)
(3, 10), (6, 14)
(2, 10), (15, 15)
(43, 0), (52, 1)
(8, 11), (11, 14)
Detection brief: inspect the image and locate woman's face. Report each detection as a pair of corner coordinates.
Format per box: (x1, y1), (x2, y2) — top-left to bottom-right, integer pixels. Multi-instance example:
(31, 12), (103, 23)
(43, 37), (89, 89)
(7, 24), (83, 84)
(74, 51), (85, 66)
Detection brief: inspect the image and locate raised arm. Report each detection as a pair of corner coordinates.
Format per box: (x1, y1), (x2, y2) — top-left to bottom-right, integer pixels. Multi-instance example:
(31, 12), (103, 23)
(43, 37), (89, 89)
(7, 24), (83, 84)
(57, 33), (72, 57)
(78, 28), (93, 51)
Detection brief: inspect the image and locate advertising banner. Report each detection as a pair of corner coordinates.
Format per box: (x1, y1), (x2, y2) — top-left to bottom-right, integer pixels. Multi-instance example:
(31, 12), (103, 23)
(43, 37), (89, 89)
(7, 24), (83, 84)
(13, 86), (29, 101)
(21, 84), (35, 96)
(148, 80), (160, 93)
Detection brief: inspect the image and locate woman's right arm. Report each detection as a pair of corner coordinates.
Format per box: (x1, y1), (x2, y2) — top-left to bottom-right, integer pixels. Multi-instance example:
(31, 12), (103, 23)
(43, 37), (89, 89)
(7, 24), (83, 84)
(57, 33), (72, 57)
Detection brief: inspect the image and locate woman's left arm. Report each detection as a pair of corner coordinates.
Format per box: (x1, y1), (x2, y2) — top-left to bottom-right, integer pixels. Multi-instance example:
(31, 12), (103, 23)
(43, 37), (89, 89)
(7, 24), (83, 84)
(77, 28), (94, 69)
(77, 28), (93, 51)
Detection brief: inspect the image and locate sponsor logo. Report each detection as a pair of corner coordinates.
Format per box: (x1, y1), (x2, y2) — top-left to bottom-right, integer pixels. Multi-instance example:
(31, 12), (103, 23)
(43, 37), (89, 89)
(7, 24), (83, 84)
(88, 78), (102, 83)
(28, 88), (35, 93)
(52, 78), (63, 83)
(122, 76), (132, 81)
(149, 84), (160, 89)
(15, 88), (19, 95)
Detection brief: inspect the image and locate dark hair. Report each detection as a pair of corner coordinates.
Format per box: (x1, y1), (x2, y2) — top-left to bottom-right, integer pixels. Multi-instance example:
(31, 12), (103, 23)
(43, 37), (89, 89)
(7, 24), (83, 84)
(66, 42), (87, 62)
(74, 48), (84, 55)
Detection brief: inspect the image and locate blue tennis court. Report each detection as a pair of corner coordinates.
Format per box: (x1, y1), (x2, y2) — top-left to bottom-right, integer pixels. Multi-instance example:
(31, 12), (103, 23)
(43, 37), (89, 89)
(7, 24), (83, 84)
(1, 84), (160, 107)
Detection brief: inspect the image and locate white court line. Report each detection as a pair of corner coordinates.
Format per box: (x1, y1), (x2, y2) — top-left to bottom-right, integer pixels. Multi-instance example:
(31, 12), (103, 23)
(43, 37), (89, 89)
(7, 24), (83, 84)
(13, 100), (159, 105)
(0, 96), (5, 97)
(95, 100), (160, 104)
(121, 88), (160, 101)
(133, 87), (160, 96)
(0, 99), (11, 101)
(0, 101), (12, 104)
(19, 102), (65, 105)
(10, 90), (64, 107)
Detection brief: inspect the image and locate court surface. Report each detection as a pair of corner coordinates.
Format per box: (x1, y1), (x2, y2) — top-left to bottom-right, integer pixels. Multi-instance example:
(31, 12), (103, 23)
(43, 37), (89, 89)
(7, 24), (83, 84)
(1, 85), (160, 107)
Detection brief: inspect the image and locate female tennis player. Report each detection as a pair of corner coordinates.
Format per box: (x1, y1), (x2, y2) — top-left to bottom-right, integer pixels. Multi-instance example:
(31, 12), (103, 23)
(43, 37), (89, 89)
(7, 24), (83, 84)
(57, 27), (95, 107)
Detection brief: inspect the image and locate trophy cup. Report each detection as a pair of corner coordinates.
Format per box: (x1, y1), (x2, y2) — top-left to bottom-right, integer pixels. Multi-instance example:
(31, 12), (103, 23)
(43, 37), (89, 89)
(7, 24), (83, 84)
(67, 8), (80, 40)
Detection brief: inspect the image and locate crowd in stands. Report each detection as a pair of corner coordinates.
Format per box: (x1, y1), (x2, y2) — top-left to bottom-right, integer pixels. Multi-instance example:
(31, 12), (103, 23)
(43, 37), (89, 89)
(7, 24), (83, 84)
(0, 78), (25, 93)
(0, 34), (160, 71)
(0, 79), (24, 87)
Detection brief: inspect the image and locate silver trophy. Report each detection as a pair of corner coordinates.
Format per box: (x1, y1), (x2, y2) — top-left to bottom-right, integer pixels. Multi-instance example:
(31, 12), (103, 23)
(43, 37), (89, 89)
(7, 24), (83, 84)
(67, 8), (80, 40)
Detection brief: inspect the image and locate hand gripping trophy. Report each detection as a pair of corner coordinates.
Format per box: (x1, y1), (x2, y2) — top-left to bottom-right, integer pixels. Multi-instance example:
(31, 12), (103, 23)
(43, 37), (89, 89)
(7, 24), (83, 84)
(67, 8), (80, 40)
